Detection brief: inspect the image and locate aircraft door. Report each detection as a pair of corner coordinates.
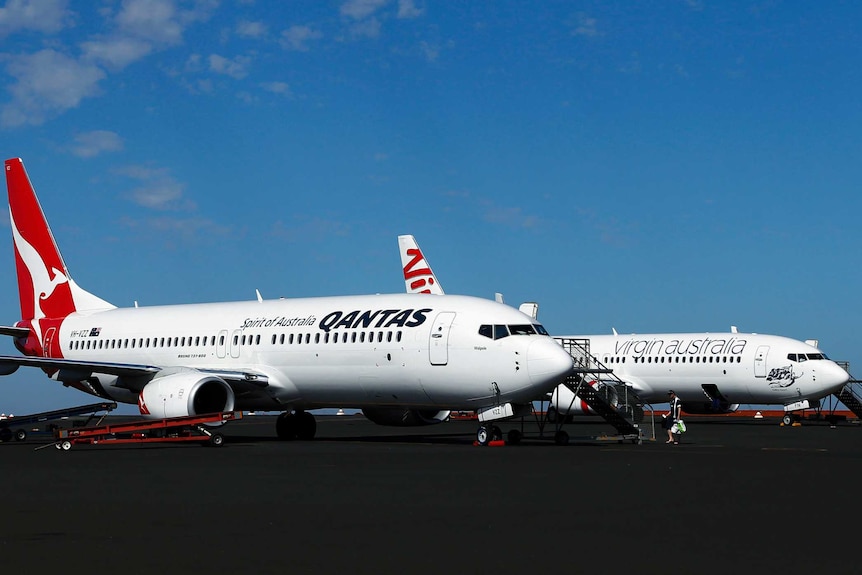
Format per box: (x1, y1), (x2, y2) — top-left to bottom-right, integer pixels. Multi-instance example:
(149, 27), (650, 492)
(230, 329), (241, 359)
(754, 345), (769, 377)
(216, 329), (228, 359)
(429, 312), (456, 365)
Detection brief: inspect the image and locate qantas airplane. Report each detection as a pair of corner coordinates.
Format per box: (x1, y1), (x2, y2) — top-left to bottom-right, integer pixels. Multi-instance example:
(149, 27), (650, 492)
(399, 234), (851, 425)
(0, 158), (575, 444)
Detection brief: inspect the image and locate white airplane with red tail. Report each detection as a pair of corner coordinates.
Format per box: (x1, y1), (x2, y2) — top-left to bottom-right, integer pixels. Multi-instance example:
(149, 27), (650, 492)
(0, 158), (574, 444)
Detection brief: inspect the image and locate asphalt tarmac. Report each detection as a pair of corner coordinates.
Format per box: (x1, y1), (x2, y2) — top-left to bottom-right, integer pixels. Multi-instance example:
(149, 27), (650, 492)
(1, 413), (859, 575)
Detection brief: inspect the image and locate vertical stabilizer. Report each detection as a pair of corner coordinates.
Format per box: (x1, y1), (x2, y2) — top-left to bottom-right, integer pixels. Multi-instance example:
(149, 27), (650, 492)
(398, 234), (445, 295)
(5, 158), (115, 325)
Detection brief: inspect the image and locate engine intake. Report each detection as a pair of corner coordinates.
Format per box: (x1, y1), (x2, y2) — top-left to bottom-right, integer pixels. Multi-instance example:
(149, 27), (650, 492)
(140, 370), (235, 419)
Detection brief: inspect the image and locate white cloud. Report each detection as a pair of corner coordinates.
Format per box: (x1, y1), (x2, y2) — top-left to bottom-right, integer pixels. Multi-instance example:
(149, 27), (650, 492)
(280, 25), (322, 51)
(81, 36), (153, 71)
(114, 164), (194, 211)
(208, 53), (251, 79)
(0, 0), (71, 36)
(260, 81), (291, 95)
(340, 0), (389, 20)
(2, 49), (105, 127)
(397, 0), (422, 19)
(115, 0), (184, 45)
(70, 130), (124, 158)
(236, 19), (267, 38)
(348, 17), (381, 39)
(571, 12), (600, 37)
(83, 0), (216, 71)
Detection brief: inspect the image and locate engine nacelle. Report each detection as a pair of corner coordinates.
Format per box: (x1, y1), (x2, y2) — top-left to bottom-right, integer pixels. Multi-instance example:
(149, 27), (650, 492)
(139, 370), (235, 419)
(681, 401), (740, 415)
(551, 380), (620, 416)
(361, 407), (451, 426)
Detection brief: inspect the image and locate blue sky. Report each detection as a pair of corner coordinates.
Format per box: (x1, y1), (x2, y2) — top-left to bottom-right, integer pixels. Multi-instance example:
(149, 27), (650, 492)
(0, 0), (860, 415)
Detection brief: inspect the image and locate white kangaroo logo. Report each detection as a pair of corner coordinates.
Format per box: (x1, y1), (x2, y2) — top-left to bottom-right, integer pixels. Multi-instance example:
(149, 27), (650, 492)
(9, 209), (69, 348)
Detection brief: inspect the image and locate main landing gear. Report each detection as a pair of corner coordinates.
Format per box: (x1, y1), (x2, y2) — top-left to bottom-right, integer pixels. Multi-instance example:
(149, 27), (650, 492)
(276, 410), (317, 440)
(475, 424), (503, 446)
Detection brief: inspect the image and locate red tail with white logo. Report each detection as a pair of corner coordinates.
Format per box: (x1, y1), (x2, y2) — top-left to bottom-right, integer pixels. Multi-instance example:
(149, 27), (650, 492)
(5, 158), (114, 358)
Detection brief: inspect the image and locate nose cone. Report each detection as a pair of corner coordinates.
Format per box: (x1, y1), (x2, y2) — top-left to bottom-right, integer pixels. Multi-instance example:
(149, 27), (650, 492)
(818, 361), (851, 395)
(527, 338), (574, 391)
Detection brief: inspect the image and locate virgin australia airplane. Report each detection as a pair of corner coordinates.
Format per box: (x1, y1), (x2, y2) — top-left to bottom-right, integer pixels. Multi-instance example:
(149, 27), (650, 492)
(0, 158), (574, 443)
(398, 234), (850, 425)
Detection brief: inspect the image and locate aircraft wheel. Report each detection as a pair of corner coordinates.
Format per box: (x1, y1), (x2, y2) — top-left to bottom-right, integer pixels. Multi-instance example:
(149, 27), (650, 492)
(14, 429), (27, 442)
(507, 429), (522, 445)
(476, 426), (490, 445)
(209, 433), (225, 447)
(782, 414), (793, 426)
(490, 425), (503, 441)
(554, 430), (569, 446)
(276, 412), (297, 440)
(296, 411), (317, 440)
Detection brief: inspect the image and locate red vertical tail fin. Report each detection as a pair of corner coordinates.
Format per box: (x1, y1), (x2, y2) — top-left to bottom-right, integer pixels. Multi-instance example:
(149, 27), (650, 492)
(5, 158), (114, 327)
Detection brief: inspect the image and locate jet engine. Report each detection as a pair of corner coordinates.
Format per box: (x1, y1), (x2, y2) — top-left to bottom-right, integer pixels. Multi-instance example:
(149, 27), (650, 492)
(361, 407), (451, 426)
(139, 370), (235, 419)
(681, 401), (740, 415)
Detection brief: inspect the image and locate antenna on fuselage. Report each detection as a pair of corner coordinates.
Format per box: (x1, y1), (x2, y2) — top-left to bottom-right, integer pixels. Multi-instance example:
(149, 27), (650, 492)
(256, 289), (263, 303)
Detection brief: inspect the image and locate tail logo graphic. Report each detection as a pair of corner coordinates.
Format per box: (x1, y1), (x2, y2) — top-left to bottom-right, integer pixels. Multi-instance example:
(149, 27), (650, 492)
(403, 248), (437, 293)
(138, 392), (150, 415)
(10, 210), (70, 349)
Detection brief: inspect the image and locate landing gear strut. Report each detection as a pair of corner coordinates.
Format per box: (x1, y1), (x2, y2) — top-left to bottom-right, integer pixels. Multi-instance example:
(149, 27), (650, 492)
(276, 410), (317, 440)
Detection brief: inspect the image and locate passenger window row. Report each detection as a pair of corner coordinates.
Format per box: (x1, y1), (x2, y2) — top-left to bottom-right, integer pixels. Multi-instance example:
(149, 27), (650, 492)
(69, 330), (404, 351)
(603, 355), (743, 364)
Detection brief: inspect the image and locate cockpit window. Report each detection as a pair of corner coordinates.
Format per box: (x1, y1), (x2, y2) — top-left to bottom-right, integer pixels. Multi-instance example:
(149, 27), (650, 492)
(788, 353), (828, 362)
(508, 324), (536, 335)
(479, 323), (550, 340)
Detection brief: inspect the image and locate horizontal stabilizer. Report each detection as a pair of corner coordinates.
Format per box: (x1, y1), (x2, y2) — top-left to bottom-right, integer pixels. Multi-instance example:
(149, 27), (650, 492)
(0, 326), (30, 338)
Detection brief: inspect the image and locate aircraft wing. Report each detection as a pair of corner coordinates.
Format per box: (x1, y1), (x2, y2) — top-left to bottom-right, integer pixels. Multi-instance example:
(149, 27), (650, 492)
(0, 354), (161, 377)
(0, 355), (270, 395)
(0, 326), (30, 338)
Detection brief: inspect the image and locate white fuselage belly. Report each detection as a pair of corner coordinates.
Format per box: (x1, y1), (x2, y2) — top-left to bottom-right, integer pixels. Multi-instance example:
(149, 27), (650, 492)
(554, 332), (849, 410)
(57, 294), (566, 411)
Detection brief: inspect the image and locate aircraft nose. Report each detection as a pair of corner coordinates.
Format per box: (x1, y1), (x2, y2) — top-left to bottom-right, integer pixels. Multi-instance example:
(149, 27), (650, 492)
(819, 361), (851, 394)
(526, 338), (574, 389)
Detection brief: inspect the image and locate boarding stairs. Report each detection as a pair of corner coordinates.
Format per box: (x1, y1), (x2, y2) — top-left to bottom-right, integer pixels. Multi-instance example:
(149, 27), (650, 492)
(834, 362), (862, 419)
(557, 338), (645, 437)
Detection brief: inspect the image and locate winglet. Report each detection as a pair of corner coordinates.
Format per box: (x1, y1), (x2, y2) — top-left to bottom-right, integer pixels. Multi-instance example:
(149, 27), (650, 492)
(398, 234), (444, 295)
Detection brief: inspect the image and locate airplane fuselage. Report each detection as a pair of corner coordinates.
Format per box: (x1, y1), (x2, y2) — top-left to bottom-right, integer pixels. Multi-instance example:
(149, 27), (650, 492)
(552, 332), (849, 413)
(23, 293), (571, 414)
